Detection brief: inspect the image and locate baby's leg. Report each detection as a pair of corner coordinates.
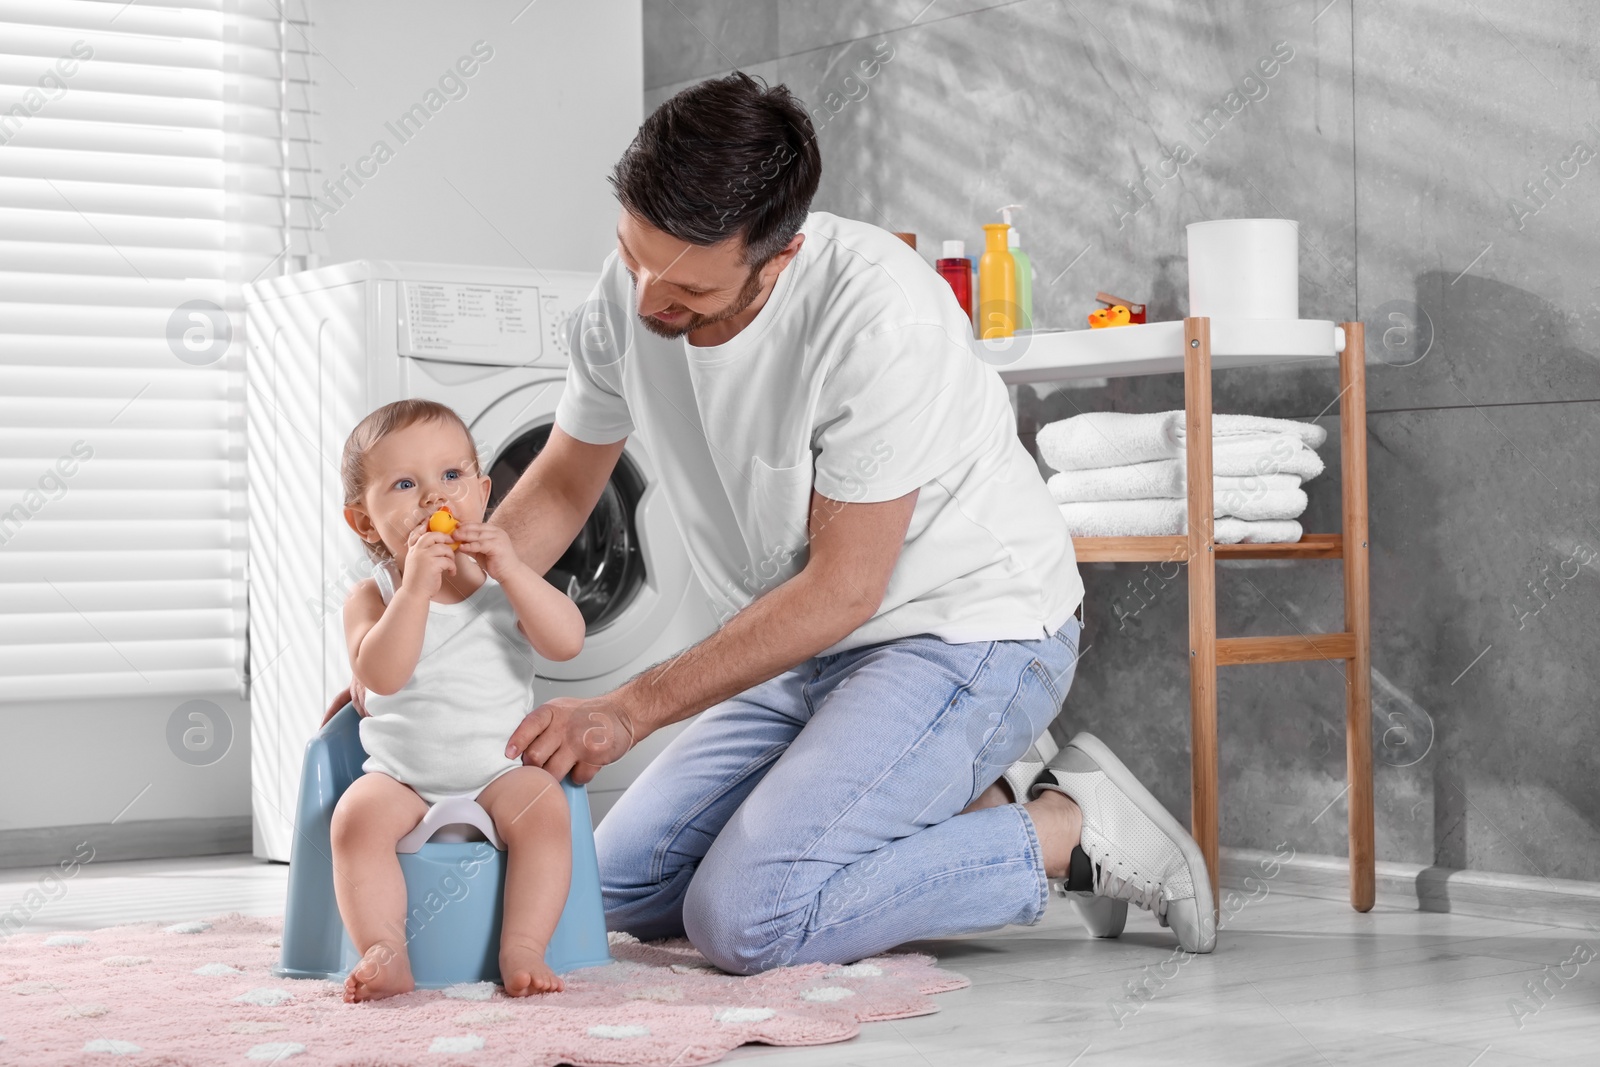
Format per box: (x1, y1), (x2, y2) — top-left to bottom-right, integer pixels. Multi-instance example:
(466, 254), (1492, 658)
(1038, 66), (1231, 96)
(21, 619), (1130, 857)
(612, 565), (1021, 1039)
(476, 766), (572, 996)
(329, 771), (429, 1003)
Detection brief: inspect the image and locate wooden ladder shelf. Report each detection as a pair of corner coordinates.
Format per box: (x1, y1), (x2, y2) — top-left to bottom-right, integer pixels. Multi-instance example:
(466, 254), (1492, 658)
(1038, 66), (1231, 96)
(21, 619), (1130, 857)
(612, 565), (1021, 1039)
(1060, 317), (1374, 914)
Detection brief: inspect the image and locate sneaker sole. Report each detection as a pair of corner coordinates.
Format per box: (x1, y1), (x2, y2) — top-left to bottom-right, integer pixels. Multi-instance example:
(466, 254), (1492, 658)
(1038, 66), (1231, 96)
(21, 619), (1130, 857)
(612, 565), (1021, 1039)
(1063, 731), (1217, 951)
(1059, 891), (1128, 938)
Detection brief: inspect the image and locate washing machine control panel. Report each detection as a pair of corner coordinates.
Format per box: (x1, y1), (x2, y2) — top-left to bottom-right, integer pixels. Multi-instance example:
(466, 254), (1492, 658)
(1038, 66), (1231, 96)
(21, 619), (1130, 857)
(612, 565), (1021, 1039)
(543, 293), (577, 365)
(398, 281), (547, 365)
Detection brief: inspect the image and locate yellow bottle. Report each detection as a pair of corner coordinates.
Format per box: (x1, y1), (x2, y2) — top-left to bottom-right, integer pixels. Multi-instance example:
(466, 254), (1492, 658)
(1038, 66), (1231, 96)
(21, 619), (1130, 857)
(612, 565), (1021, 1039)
(977, 223), (1017, 338)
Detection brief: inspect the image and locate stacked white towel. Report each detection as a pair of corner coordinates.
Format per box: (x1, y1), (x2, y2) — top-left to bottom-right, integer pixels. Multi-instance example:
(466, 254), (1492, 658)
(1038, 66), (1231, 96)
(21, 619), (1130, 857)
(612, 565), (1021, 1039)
(1036, 411), (1325, 542)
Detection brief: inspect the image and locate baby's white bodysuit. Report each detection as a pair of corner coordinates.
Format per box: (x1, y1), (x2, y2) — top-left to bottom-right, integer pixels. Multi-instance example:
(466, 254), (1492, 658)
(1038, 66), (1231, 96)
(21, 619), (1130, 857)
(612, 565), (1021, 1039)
(359, 572), (537, 805)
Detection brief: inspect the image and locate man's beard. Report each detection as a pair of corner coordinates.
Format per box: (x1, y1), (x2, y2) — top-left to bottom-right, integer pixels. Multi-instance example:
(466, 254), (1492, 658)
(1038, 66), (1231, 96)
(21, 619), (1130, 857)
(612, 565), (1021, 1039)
(636, 265), (766, 340)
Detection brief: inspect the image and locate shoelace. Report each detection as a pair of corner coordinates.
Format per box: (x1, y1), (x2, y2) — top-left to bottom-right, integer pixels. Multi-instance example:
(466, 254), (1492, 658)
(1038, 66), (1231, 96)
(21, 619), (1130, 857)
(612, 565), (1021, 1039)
(1090, 853), (1169, 918)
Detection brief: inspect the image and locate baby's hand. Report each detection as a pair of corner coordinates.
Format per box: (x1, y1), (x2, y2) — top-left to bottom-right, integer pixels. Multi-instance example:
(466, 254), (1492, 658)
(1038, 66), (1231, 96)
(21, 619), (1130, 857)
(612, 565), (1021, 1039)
(399, 522), (457, 599)
(452, 522), (529, 584)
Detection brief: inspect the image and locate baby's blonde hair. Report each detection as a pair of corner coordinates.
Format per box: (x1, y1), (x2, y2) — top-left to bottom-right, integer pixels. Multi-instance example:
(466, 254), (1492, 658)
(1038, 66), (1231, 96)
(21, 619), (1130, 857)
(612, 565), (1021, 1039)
(341, 398), (480, 565)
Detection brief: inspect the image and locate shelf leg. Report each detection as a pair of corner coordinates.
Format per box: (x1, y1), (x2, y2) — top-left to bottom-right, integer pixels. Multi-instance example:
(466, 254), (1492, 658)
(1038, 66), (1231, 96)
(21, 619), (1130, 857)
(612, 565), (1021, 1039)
(1184, 317), (1220, 913)
(1340, 321), (1375, 913)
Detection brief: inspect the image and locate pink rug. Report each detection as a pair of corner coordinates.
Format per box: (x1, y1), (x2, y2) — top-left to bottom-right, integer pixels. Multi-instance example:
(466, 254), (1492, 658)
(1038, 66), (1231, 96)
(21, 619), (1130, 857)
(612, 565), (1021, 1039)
(0, 913), (970, 1065)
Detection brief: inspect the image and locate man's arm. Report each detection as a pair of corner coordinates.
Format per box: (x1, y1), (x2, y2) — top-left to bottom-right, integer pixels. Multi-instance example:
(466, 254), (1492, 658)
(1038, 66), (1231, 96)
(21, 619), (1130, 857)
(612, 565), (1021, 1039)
(617, 486), (919, 738)
(487, 425), (626, 576)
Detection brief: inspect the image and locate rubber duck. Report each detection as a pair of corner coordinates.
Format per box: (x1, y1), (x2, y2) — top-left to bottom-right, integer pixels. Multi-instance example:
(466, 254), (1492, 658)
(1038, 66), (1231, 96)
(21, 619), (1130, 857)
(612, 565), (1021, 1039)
(427, 504), (460, 550)
(1088, 304), (1132, 329)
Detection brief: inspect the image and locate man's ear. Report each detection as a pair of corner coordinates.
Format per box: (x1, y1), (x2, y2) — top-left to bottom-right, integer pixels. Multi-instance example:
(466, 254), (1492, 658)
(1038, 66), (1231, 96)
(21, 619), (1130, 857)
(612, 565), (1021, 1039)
(762, 232), (804, 279)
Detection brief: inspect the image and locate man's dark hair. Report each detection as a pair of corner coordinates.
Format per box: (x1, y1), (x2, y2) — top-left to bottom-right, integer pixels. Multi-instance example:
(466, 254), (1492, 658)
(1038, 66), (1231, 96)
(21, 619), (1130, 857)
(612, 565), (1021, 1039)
(609, 71), (821, 267)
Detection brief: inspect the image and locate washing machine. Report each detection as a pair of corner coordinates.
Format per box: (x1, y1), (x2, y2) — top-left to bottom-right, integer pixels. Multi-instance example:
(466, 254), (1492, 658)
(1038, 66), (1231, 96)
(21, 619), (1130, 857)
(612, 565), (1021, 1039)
(244, 260), (717, 862)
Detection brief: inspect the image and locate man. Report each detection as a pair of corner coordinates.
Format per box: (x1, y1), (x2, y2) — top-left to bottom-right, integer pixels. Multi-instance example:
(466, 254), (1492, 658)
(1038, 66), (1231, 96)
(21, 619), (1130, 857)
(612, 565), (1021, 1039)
(328, 72), (1214, 973)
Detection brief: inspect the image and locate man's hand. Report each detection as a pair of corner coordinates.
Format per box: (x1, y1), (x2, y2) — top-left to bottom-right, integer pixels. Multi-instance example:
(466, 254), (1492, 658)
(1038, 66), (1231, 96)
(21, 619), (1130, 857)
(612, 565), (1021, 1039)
(505, 693), (637, 785)
(320, 676), (369, 726)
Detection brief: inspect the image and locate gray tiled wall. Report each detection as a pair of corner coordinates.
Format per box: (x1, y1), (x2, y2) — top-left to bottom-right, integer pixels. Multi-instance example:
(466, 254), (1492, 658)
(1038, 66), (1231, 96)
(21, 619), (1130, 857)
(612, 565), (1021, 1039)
(641, 1), (1600, 884)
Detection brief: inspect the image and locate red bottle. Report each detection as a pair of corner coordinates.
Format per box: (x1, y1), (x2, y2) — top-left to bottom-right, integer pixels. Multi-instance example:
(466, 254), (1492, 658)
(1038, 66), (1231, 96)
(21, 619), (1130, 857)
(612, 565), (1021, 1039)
(936, 239), (973, 326)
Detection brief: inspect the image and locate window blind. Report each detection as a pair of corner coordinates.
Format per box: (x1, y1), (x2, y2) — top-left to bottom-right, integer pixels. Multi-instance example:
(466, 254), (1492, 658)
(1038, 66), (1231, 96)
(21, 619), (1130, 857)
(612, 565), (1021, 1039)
(0, 0), (306, 701)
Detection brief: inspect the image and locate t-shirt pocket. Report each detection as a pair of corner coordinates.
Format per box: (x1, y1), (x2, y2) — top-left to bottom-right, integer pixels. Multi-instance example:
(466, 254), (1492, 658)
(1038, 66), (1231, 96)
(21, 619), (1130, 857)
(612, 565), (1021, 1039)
(737, 454), (814, 595)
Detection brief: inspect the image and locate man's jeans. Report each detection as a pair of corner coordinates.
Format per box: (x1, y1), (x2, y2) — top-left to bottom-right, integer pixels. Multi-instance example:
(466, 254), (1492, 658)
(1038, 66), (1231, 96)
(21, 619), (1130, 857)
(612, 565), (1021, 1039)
(594, 616), (1084, 974)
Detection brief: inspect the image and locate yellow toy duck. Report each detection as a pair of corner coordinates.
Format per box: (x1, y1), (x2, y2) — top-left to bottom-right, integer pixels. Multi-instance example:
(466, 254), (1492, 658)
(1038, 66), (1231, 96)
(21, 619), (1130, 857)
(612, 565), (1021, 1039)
(427, 504), (461, 550)
(1088, 304), (1132, 329)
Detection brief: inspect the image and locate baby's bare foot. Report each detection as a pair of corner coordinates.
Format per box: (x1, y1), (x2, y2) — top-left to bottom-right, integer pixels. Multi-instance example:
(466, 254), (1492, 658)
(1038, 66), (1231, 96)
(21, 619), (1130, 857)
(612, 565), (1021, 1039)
(501, 940), (564, 997)
(344, 940), (414, 1003)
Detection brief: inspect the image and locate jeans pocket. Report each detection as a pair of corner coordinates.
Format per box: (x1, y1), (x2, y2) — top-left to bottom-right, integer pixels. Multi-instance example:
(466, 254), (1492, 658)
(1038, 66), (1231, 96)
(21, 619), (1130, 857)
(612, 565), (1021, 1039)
(1028, 657), (1064, 706)
(1037, 617), (1083, 707)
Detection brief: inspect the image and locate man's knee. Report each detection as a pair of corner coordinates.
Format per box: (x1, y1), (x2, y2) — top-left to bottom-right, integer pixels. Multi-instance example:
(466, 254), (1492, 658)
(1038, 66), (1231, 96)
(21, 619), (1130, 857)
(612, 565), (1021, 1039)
(681, 853), (789, 975)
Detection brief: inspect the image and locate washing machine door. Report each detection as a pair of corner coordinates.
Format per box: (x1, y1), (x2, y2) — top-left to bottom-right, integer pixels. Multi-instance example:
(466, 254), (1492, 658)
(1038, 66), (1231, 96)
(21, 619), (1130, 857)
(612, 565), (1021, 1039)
(472, 380), (699, 683)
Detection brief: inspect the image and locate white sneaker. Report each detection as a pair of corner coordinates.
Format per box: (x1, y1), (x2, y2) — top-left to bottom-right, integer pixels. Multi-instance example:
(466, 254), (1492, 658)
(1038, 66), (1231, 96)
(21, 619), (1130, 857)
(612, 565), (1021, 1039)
(1029, 731), (1217, 953)
(1000, 725), (1058, 807)
(1000, 728), (1128, 939)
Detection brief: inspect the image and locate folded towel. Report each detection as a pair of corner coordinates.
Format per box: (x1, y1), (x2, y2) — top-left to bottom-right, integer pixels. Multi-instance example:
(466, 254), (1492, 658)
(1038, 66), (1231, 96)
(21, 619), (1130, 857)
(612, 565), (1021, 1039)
(1047, 465), (1302, 504)
(1219, 472), (1302, 496)
(1179, 413), (1327, 450)
(1059, 499), (1185, 537)
(1216, 517), (1303, 544)
(1038, 411), (1181, 471)
(1057, 502), (1305, 544)
(1048, 462), (1184, 502)
(1223, 472), (1302, 492)
(1216, 486), (1307, 521)
(1212, 436), (1325, 480)
(1037, 411), (1327, 472)
(1055, 487), (1305, 529)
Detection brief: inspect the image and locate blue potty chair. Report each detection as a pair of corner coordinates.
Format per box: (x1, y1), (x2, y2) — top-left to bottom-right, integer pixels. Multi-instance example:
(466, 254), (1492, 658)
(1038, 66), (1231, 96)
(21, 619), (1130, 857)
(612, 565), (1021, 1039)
(272, 703), (612, 988)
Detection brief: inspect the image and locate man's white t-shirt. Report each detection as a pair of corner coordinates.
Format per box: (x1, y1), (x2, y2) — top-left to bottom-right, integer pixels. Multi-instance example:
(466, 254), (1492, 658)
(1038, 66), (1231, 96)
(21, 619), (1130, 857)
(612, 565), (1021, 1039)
(554, 210), (1083, 655)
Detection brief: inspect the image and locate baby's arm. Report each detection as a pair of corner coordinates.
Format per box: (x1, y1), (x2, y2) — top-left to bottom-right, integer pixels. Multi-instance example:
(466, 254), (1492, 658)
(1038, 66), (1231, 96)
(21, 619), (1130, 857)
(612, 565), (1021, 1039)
(345, 526), (460, 694)
(452, 522), (585, 661)
(500, 565), (585, 661)
(343, 577), (429, 696)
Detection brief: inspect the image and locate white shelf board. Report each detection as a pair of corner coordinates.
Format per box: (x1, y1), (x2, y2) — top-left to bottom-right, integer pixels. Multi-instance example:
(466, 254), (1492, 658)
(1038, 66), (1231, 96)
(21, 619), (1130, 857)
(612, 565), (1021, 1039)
(979, 318), (1346, 385)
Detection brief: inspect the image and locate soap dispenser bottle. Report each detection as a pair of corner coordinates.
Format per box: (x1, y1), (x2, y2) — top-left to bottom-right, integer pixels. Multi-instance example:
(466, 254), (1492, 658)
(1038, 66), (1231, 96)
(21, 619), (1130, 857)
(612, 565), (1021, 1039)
(978, 221), (1017, 339)
(999, 204), (1032, 330)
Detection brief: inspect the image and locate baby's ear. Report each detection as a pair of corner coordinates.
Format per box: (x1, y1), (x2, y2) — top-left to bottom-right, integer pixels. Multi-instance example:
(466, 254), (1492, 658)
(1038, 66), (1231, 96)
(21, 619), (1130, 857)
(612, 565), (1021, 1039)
(344, 505), (375, 540)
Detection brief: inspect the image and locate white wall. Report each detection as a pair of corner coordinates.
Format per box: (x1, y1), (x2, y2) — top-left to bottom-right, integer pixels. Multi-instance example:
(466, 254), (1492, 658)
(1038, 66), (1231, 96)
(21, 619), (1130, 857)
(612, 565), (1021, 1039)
(0, 1), (642, 848)
(0, 693), (252, 829)
(306, 0), (643, 271)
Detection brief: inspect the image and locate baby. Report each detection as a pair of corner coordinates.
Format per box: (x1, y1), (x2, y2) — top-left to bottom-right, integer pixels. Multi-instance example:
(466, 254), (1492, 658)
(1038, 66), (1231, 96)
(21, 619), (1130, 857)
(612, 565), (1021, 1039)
(334, 398), (585, 1003)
